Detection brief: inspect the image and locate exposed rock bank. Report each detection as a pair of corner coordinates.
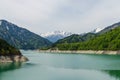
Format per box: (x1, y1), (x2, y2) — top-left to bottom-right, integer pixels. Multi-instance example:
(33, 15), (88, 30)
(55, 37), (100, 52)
(38, 50), (120, 55)
(0, 55), (28, 63)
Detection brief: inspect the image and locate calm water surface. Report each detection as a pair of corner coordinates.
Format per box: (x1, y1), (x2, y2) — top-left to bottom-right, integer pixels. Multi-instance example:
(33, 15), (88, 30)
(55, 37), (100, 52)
(0, 50), (120, 80)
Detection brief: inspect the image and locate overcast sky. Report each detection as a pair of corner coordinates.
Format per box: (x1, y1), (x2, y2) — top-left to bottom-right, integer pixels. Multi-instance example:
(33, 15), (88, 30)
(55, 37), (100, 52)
(0, 0), (120, 34)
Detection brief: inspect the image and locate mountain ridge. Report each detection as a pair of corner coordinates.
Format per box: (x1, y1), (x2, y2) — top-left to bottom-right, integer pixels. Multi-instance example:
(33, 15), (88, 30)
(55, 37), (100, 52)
(52, 25), (120, 50)
(0, 20), (52, 50)
(90, 28), (103, 33)
(98, 22), (120, 34)
(53, 21), (120, 45)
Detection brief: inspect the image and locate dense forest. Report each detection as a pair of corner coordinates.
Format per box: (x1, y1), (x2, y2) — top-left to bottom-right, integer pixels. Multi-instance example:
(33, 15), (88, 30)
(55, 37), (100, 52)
(55, 33), (96, 44)
(52, 27), (120, 51)
(0, 38), (21, 55)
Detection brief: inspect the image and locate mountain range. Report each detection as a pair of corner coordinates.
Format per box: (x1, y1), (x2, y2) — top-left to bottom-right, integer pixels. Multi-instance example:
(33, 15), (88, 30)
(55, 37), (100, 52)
(54, 26), (120, 50)
(1, 19), (120, 50)
(52, 23), (120, 50)
(54, 22), (120, 45)
(0, 20), (52, 50)
(0, 19), (120, 61)
(52, 22), (120, 50)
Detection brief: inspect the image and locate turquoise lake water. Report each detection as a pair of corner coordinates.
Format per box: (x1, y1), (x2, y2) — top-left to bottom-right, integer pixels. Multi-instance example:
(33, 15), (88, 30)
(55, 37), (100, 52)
(1, 50), (120, 80)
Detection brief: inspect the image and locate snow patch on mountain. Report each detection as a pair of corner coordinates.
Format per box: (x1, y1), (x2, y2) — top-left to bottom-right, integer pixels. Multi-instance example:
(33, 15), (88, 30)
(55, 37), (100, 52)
(91, 28), (103, 33)
(41, 31), (71, 37)
(0, 21), (2, 25)
(6, 26), (9, 30)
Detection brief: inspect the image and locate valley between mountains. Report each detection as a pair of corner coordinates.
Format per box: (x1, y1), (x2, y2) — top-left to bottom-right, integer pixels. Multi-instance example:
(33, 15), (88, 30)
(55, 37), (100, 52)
(0, 19), (120, 62)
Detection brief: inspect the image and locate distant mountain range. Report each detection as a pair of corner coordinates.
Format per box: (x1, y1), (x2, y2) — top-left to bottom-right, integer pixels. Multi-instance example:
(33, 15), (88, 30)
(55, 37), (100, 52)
(0, 20), (52, 50)
(54, 22), (120, 45)
(54, 28), (102, 44)
(40, 31), (72, 43)
(40, 28), (103, 43)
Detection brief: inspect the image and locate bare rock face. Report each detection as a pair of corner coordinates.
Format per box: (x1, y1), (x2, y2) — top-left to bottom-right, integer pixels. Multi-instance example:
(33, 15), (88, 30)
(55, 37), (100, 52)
(13, 56), (29, 62)
(0, 55), (29, 63)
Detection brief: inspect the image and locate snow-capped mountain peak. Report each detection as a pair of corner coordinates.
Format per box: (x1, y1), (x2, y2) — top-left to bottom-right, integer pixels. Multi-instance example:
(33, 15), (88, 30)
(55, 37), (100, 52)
(40, 31), (72, 43)
(40, 31), (72, 37)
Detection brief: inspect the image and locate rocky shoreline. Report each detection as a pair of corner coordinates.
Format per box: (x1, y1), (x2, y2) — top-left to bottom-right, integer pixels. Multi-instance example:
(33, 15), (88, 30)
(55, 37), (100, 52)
(38, 50), (120, 55)
(0, 55), (28, 63)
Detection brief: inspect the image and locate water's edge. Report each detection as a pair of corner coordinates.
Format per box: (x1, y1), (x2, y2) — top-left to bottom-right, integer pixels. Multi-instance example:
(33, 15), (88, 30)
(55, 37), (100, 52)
(38, 50), (120, 55)
(1, 50), (120, 80)
(0, 55), (28, 63)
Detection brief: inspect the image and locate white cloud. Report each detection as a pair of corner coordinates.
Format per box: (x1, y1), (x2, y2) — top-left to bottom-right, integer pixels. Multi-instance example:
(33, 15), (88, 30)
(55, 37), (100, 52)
(0, 0), (120, 34)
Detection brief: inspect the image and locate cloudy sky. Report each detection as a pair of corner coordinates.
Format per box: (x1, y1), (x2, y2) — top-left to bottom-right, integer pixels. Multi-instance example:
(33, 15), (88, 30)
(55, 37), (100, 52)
(0, 0), (120, 34)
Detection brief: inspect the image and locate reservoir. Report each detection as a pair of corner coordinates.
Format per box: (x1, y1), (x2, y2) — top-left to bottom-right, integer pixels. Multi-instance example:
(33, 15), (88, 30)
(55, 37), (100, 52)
(0, 50), (120, 80)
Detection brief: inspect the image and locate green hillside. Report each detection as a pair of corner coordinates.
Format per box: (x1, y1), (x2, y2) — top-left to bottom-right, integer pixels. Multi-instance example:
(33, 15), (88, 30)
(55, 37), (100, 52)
(0, 38), (21, 55)
(55, 34), (83, 44)
(54, 27), (120, 50)
(55, 33), (96, 44)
